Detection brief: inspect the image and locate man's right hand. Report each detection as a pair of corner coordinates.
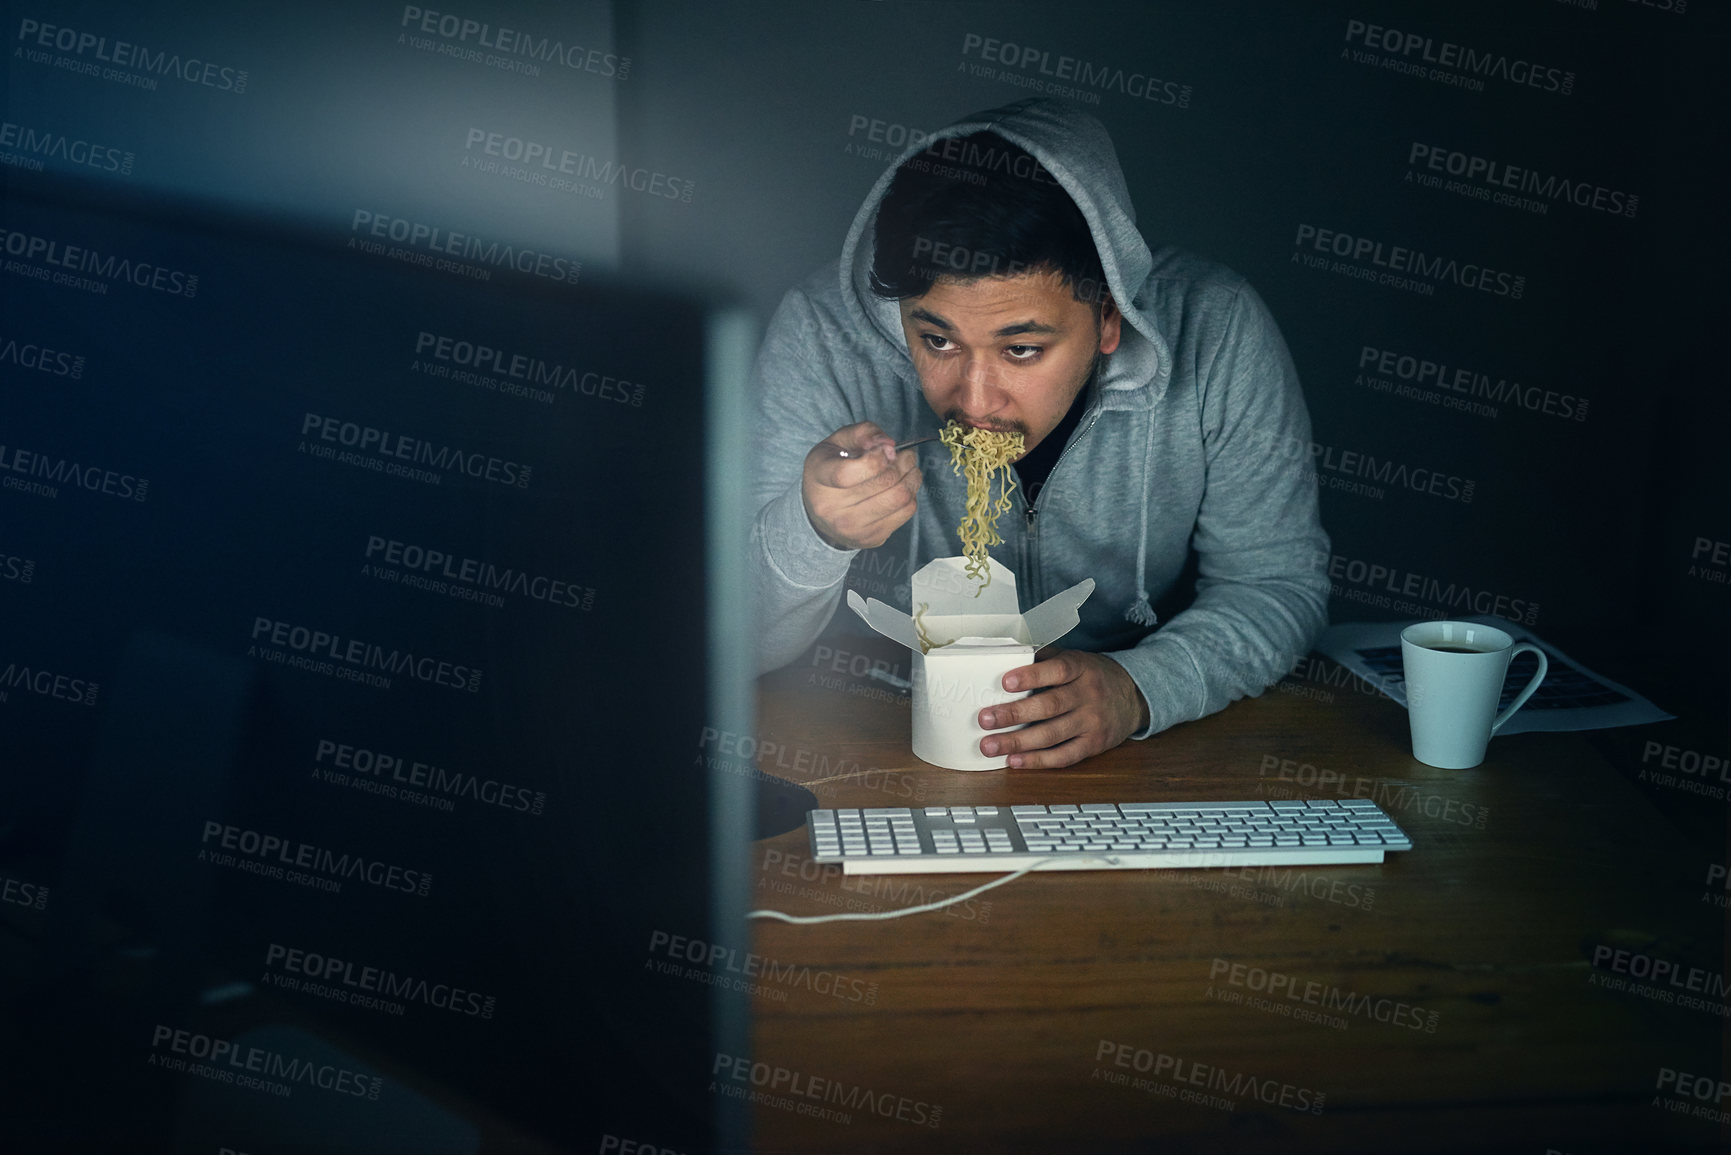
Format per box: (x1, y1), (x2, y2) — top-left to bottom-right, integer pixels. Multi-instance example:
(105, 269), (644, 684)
(801, 422), (923, 550)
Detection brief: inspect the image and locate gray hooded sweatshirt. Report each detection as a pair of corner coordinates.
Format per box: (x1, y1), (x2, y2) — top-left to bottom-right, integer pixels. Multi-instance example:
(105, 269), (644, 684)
(750, 98), (1330, 740)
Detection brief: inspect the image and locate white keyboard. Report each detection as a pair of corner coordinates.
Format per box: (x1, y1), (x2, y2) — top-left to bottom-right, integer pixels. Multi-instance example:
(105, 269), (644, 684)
(806, 799), (1413, 875)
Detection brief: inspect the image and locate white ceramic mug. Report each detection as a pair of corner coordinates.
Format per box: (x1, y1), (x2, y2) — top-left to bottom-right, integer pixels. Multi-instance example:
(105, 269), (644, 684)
(1399, 621), (1548, 769)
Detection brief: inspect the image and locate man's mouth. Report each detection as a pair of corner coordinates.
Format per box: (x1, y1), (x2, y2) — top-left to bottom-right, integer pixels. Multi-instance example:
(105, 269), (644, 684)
(949, 414), (1024, 435)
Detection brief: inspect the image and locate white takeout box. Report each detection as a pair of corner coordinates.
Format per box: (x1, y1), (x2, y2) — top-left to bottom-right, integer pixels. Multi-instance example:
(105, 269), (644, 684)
(846, 557), (1094, 771)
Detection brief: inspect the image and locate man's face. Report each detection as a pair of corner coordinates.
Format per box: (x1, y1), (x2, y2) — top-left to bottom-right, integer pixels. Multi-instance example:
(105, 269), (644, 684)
(897, 270), (1121, 457)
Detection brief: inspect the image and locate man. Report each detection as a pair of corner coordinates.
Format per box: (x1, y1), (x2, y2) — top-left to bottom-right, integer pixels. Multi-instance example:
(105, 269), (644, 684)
(751, 98), (1329, 768)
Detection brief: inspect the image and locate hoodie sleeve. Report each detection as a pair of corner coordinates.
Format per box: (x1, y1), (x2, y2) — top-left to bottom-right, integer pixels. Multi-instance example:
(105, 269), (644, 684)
(1103, 283), (1331, 737)
(750, 285), (869, 673)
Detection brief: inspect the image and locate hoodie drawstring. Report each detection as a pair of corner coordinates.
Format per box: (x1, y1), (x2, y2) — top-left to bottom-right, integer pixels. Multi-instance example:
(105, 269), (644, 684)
(905, 491), (921, 602)
(1123, 413), (1158, 627)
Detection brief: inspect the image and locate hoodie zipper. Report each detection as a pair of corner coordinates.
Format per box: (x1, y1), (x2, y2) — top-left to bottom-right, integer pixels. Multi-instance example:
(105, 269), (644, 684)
(1020, 406), (1102, 608)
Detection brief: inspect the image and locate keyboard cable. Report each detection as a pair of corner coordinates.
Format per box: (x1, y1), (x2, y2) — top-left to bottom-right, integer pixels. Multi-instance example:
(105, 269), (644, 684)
(745, 856), (1118, 924)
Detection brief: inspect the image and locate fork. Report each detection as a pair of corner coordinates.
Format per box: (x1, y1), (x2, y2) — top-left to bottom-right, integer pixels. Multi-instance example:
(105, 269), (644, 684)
(835, 435), (944, 459)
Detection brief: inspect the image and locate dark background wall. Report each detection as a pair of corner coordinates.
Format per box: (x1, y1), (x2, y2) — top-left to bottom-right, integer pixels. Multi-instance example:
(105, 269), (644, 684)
(1, 0), (1726, 1150)
(613, 0), (1727, 816)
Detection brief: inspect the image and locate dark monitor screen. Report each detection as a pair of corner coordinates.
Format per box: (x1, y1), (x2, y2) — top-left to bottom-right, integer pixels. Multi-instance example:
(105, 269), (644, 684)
(0, 180), (754, 1153)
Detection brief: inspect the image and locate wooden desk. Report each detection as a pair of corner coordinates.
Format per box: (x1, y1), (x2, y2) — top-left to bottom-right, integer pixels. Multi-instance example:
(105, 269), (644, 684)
(744, 655), (1727, 1154)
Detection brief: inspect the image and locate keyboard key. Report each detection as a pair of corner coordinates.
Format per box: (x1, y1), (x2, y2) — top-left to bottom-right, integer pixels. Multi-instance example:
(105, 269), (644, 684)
(815, 797), (1414, 873)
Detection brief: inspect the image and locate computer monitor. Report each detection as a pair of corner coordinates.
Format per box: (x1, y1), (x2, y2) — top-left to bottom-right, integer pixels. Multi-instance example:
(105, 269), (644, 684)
(0, 178), (755, 1152)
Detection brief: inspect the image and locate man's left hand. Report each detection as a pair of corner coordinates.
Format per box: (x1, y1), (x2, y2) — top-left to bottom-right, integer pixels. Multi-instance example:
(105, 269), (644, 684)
(977, 649), (1150, 769)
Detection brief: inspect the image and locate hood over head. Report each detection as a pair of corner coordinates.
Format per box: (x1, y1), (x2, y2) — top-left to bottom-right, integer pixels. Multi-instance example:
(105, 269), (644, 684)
(837, 98), (1171, 401)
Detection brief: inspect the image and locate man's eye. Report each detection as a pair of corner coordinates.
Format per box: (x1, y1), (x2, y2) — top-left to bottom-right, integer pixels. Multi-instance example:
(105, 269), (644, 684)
(1005, 345), (1042, 360)
(921, 334), (954, 352)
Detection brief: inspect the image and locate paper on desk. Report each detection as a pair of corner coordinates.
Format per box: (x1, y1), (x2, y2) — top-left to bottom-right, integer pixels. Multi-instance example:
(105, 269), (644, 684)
(1314, 615), (1672, 734)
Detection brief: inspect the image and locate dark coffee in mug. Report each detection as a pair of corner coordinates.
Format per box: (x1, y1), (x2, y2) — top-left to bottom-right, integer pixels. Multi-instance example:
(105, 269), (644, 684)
(1424, 643), (1497, 654)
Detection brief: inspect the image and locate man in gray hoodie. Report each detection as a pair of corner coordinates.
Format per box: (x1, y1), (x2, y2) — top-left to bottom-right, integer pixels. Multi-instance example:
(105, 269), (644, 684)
(751, 98), (1329, 769)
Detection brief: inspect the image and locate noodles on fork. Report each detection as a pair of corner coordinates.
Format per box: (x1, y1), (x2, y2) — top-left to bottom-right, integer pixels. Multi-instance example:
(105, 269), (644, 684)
(937, 420), (1025, 595)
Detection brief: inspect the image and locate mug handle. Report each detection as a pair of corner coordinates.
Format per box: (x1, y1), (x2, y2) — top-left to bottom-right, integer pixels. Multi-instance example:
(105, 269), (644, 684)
(1490, 643), (1548, 733)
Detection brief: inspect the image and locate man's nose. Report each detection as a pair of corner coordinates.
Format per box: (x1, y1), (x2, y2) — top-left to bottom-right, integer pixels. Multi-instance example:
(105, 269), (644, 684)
(958, 354), (1001, 412)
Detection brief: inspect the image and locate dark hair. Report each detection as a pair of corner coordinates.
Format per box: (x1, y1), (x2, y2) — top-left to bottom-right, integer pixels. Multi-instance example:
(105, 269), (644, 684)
(869, 131), (1106, 307)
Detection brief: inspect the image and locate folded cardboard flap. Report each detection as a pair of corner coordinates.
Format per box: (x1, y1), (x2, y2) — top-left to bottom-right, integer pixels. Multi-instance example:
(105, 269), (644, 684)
(921, 615), (1027, 648)
(845, 590), (920, 652)
(849, 559), (1095, 654)
(1023, 577), (1095, 650)
(919, 556), (1020, 616)
(847, 557), (1096, 771)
